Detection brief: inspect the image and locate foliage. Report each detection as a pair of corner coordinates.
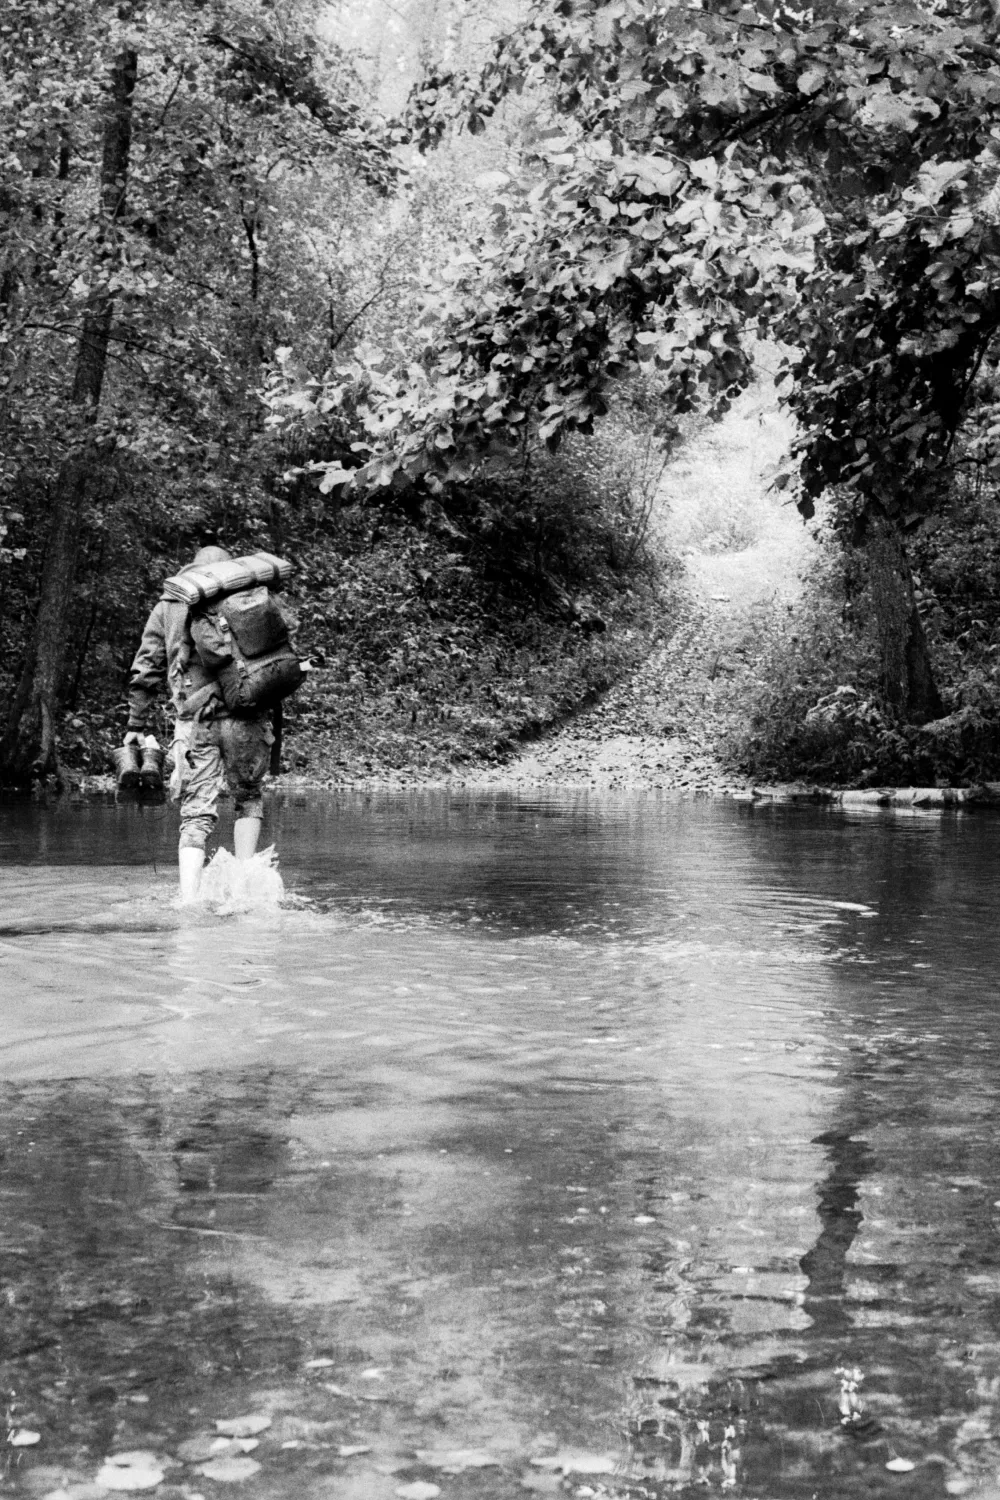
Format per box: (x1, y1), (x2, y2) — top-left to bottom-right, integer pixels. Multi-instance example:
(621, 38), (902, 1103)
(907, 481), (1000, 766)
(17, 0), (1000, 782)
(279, 510), (667, 781)
(260, 0), (1000, 528)
(719, 548), (881, 783)
(0, 0), (399, 534)
(252, 0), (1000, 735)
(1, 0), (684, 788)
(780, 168), (1000, 529)
(723, 506), (1000, 785)
(0, 0), (413, 781)
(49, 390), (672, 781)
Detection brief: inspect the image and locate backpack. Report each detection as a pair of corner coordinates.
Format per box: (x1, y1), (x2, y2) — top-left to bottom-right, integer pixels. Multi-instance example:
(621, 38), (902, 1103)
(190, 584), (304, 714)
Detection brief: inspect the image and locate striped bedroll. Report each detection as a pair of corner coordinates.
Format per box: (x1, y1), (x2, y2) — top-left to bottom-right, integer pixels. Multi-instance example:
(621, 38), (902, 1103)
(162, 552), (293, 606)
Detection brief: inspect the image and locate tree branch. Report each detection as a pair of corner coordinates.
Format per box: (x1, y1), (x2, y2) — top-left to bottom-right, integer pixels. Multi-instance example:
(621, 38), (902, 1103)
(154, 65), (186, 130)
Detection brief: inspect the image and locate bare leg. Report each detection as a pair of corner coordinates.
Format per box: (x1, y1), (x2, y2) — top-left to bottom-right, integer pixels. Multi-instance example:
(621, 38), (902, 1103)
(234, 816), (261, 861)
(178, 846), (206, 904)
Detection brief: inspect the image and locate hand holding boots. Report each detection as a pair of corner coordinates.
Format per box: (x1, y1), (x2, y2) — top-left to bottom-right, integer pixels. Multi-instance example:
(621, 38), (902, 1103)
(115, 733), (163, 792)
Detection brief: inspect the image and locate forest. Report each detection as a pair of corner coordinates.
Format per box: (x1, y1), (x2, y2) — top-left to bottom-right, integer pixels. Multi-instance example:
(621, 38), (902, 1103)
(6, 0), (1000, 791)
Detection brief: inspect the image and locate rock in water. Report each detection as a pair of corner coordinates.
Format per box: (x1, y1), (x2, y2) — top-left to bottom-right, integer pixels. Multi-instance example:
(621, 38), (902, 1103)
(95, 1453), (164, 1491)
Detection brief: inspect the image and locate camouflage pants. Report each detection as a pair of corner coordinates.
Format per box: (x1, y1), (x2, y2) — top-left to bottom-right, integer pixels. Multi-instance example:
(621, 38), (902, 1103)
(175, 713), (273, 850)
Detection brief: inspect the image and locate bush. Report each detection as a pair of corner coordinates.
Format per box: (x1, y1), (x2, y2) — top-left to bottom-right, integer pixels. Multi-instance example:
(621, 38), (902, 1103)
(446, 379), (670, 609)
(719, 547), (887, 782)
(722, 497), (1000, 786)
(278, 399), (677, 779)
(273, 518), (670, 779)
(17, 383), (675, 783)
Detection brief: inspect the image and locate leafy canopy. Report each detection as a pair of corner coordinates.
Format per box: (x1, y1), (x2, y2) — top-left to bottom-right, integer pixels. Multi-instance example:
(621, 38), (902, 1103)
(270, 0), (1000, 530)
(0, 0), (397, 538)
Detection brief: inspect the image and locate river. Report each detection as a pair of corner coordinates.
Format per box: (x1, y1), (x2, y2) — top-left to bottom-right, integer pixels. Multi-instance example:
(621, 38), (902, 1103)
(1, 792), (998, 1500)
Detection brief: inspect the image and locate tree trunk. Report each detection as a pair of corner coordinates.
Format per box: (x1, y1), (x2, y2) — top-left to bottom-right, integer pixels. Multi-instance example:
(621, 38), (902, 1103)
(867, 508), (943, 726)
(69, 546), (106, 709)
(0, 460), (88, 781)
(0, 46), (136, 789)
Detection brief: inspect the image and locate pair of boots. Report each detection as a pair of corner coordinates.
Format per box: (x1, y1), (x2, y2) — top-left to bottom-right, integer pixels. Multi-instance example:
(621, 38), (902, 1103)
(114, 736), (164, 791)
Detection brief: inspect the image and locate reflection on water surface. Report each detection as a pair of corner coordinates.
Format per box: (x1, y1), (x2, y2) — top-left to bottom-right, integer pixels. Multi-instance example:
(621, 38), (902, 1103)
(1, 792), (1000, 1498)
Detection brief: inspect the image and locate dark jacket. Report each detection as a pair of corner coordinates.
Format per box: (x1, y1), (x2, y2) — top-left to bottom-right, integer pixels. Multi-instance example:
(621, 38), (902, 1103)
(127, 596), (222, 730)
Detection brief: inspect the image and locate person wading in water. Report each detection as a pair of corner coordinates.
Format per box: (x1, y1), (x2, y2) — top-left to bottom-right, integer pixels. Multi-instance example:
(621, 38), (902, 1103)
(123, 544), (302, 903)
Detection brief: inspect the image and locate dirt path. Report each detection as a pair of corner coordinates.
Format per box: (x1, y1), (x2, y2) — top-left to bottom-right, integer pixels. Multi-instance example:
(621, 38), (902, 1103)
(468, 375), (817, 793)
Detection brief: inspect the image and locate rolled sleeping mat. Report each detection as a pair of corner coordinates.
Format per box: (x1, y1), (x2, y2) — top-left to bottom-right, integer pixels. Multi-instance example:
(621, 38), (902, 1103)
(162, 551), (293, 606)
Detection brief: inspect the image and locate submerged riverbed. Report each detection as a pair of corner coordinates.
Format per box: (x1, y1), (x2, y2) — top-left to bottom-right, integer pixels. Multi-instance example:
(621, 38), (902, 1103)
(1, 792), (999, 1500)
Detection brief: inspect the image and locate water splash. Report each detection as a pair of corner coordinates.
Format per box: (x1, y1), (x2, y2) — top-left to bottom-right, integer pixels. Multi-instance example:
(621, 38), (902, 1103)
(197, 847), (285, 912)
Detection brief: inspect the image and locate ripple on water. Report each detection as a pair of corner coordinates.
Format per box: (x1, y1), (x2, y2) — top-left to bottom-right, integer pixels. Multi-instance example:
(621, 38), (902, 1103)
(3, 795), (1000, 1499)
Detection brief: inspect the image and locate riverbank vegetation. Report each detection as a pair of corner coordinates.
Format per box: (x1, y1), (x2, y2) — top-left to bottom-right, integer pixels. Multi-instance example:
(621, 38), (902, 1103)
(7, 0), (1000, 791)
(726, 463), (1000, 788)
(0, 0), (671, 786)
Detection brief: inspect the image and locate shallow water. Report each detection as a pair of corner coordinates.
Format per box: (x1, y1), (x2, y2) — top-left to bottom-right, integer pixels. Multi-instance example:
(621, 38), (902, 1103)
(2, 792), (1000, 1498)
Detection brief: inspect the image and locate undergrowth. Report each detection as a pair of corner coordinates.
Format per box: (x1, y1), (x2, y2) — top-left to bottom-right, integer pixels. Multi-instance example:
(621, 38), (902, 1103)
(279, 509), (669, 779)
(722, 495), (1000, 786)
(47, 392), (676, 785)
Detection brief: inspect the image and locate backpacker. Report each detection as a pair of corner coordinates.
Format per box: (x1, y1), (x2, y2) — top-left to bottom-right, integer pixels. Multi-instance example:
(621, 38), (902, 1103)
(172, 553), (303, 715)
